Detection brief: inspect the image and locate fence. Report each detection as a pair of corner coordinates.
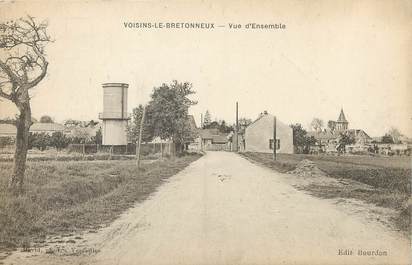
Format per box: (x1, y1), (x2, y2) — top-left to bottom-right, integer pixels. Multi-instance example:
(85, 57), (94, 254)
(67, 144), (99, 154)
(140, 142), (176, 157)
(203, 143), (231, 151)
(67, 142), (175, 157)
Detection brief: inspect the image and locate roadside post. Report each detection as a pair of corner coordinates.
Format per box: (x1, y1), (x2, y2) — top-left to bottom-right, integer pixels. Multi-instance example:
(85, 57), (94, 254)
(273, 116), (277, 161)
(136, 105), (146, 170)
(235, 101), (239, 152)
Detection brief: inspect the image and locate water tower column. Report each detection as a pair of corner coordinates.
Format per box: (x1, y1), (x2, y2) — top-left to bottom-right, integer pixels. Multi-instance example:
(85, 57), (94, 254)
(99, 83), (130, 146)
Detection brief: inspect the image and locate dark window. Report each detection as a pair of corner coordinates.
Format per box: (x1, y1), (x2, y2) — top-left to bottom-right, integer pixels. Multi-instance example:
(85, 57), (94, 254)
(269, 139), (280, 150)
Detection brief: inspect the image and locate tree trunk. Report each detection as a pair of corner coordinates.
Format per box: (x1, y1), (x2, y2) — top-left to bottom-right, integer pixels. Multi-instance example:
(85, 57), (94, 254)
(175, 142), (183, 155)
(9, 102), (32, 193)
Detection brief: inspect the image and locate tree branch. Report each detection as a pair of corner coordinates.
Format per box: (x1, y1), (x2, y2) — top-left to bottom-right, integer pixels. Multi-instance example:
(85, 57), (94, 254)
(27, 60), (48, 88)
(0, 59), (19, 90)
(0, 87), (12, 100)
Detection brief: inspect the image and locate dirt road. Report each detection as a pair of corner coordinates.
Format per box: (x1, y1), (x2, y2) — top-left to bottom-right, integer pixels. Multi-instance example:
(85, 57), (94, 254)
(5, 152), (410, 265)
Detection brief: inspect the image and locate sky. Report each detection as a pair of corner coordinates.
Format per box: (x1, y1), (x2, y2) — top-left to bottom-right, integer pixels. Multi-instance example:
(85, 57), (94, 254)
(0, 0), (411, 137)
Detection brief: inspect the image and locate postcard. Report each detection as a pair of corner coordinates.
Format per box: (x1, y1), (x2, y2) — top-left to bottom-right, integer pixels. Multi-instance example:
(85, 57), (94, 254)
(0, 0), (410, 264)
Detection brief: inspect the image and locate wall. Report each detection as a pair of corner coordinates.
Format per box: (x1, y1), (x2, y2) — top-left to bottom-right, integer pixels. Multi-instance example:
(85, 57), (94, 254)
(103, 85), (128, 119)
(244, 114), (293, 154)
(102, 120), (128, 145)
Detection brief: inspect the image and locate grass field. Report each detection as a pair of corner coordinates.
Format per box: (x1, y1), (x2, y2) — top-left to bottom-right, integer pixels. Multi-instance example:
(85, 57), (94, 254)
(240, 152), (411, 233)
(0, 153), (202, 250)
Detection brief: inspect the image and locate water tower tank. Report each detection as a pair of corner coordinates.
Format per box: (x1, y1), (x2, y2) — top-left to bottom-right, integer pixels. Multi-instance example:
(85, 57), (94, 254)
(99, 83), (130, 146)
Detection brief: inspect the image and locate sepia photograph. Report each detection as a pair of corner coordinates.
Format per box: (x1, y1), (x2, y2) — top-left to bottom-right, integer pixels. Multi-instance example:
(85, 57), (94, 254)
(0, 0), (411, 264)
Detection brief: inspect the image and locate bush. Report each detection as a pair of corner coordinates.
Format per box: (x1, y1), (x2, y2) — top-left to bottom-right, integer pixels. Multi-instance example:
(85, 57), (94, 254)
(50, 132), (70, 150)
(0, 137), (14, 148)
(29, 132), (50, 151)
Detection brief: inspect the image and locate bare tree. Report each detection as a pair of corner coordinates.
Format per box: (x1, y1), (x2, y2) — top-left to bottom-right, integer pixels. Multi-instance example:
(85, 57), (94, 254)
(0, 16), (51, 192)
(310, 118), (324, 132)
(388, 127), (402, 143)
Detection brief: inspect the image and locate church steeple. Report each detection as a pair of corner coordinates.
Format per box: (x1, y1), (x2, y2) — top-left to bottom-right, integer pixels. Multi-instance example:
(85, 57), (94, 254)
(336, 108), (348, 131)
(337, 108), (347, 123)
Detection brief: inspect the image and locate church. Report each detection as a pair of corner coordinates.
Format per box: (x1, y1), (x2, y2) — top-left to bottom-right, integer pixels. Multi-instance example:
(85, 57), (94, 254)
(307, 109), (371, 153)
(331, 109), (349, 131)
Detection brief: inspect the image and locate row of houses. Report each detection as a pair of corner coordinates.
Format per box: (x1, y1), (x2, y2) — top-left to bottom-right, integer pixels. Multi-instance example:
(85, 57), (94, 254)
(192, 109), (411, 156)
(305, 109), (411, 156)
(192, 111), (294, 154)
(0, 123), (67, 137)
(2, 109), (410, 156)
(0, 122), (100, 143)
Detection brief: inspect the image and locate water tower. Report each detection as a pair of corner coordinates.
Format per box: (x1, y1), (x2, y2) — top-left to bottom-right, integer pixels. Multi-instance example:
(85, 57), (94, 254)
(99, 83), (130, 146)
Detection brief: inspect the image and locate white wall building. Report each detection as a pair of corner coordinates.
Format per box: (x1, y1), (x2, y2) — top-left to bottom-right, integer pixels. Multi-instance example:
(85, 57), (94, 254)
(244, 112), (294, 154)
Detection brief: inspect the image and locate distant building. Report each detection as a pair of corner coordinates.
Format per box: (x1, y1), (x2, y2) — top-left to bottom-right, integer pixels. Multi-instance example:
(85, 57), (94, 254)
(335, 108), (349, 131)
(307, 130), (340, 153)
(149, 115), (198, 145)
(30, 122), (66, 135)
(197, 128), (230, 151)
(327, 109), (349, 132)
(0, 124), (17, 138)
(307, 109), (376, 154)
(371, 135), (411, 156)
(244, 112), (293, 154)
(0, 122), (66, 138)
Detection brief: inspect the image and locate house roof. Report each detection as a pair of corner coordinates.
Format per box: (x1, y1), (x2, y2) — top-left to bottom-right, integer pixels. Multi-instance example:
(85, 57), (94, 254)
(0, 122), (78, 136)
(346, 129), (371, 140)
(337, 109), (348, 123)
(30, 123), (66, 132)
(187, 115), (197, 130)
(198, 128), (220, 139)
(0, 124), (17, 135)
(198, 128), (228, 143)
(212, 135), (228, 144)
(399, 135), (412, 144)
(308, 128), (371, 141)
(307, 130), (339, 141)
(185, 115), (198, 139)
(246, 112), (289, 130)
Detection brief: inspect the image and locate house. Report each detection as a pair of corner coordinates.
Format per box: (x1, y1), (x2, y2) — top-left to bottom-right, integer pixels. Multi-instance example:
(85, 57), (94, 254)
(197, 128), (230, 151)
(144, 115), (199, 152)
(344, 129), (372, 153)
(227, 131), (246, 152)
(0, 124), (17, 147)
(0, 121), (102, 139)
(244, 112), (293, 154)
(184, 115), (199, 147)
(371, 135), (411, 156)
(307, 130), (340, 154)
(0, 122), (68, 148)
(0, 123), (67, 137)
(30, 122), (67, 135)
(0, 124), (17, 138)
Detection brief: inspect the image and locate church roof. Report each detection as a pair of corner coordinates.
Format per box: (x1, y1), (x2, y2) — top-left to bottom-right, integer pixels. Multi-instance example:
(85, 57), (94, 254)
(337, 109), (348, 123)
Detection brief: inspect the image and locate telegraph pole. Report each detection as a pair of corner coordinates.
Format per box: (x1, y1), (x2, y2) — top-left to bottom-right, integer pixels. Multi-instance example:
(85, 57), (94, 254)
(236, 102), (239, 152)
(273, 115), (277, 161)
(200, 113), (203, 128)
(136, 105), (146, 169)
(233, 102), (239, 152)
